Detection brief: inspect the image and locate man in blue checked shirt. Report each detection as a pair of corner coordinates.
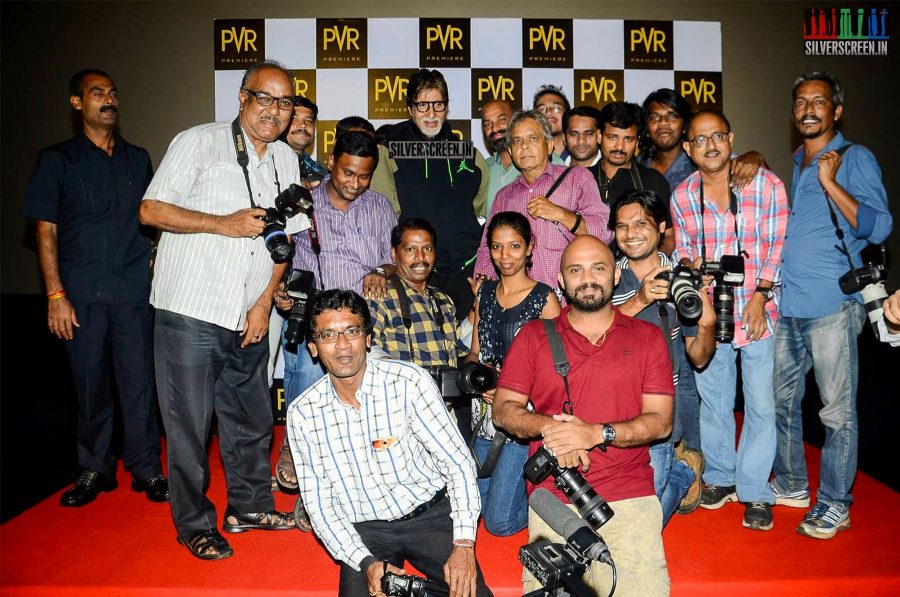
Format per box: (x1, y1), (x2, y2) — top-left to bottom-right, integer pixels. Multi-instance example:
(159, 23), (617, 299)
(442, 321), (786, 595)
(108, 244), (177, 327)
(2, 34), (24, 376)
(287, 289), (492, 597)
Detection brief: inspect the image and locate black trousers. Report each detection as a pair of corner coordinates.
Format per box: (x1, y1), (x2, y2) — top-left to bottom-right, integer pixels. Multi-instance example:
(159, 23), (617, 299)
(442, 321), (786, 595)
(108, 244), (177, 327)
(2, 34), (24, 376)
(66, 300), (161, 480)
(431, 262), (476, 322)
(154, 309), (275, 536)
(338, 497), (493, 597)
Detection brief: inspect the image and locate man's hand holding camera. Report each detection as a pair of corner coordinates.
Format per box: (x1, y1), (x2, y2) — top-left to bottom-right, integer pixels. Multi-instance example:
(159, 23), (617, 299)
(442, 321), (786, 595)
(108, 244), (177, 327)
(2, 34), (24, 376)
(218, 207), (267, 239)
(637, 265), (672, 307)
(365, 560), (405, 597)
(541, 414), (594, 472)
(884, 289), (900, 335)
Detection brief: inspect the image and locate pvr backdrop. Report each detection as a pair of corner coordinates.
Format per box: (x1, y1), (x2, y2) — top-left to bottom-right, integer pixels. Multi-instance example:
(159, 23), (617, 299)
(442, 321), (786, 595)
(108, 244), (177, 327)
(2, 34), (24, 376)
(214, 18), (722, 163)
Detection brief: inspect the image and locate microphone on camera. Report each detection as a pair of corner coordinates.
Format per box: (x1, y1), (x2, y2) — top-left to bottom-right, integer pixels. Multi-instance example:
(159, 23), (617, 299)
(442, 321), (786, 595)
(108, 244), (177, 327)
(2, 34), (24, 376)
(530, 487), (613, 566)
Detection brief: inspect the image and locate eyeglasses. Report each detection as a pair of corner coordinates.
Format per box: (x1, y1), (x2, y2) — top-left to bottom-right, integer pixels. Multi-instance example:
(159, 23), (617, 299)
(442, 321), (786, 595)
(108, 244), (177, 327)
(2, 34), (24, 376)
(647, 111), (682, 124)
(242, 88), (295, 111)
(686, 131), (729, 147)
(311, 326), (366, 343)
(412, 100), (447, 113)
(536, 103), (564, 115)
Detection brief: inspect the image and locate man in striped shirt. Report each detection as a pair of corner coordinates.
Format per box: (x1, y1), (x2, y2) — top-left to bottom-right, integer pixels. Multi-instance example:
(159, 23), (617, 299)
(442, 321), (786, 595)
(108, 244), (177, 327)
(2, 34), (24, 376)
(670, 110), (789, 532)
(287, 289), (491, 597)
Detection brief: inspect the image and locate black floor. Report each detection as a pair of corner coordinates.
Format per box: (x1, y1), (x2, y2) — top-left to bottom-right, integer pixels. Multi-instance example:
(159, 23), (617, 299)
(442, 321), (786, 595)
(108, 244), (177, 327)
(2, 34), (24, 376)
(2, 294), (897, 522)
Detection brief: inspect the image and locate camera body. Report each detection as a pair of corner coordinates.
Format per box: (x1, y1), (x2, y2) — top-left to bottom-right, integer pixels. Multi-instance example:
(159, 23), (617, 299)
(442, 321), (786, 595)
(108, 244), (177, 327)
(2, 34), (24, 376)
(654, 265), (704, 321)
(519, 539), (589, 594)
(699, 255), (745, 343)
(259, 183), (314, 263)
(426, 362), (499, 399)
(299, 155), (328, 184)
(840, 262), (889, 339)
(524, 446), (614, 530)
(283, 269), (317, 345)
(381, 572), (448, 597)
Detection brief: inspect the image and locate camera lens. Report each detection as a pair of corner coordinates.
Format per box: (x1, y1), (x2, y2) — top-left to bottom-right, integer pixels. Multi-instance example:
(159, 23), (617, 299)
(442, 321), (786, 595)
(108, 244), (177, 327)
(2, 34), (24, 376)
(713, 284), (735, 343)
(458, 362), (499, 395)
(670, 277), (703, 321)
(555, 468), (615, 530)
(262, 222), (292, 263)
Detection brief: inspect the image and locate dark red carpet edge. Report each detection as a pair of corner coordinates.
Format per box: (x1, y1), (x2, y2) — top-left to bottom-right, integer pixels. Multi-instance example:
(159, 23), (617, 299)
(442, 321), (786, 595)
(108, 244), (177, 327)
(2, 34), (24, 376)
(3, 428), (899, 597)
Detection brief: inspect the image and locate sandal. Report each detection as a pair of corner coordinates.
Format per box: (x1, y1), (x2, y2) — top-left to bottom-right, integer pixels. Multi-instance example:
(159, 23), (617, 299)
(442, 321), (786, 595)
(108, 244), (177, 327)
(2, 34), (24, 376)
(294, 494), (312, 533)
(177, 529), (233, 561)
(223, 508), (295, 533)
(275, 444), (299, 491)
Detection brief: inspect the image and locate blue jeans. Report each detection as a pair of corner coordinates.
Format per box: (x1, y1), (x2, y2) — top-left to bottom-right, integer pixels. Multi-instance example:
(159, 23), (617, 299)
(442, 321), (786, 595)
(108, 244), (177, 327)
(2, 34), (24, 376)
(473, 437), (528, 536)
(772, 301), (865, 512)
(695, 336), (776, 504)
(281, 319), (326, 411)
(649, 441), (694, 527)
(675, 346), (702, 451)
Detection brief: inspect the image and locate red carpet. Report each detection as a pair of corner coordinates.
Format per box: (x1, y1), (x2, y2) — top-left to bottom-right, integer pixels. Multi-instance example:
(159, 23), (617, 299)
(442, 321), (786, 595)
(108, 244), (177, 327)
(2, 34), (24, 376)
(3, 428), (899, 596)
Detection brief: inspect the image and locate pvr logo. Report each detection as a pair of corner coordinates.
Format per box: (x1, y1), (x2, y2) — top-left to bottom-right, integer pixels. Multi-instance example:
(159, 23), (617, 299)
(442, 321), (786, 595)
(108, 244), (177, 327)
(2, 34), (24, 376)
(221, 26), (258, 52)
(426, 24), (463, 50)
(322, 25), (360, 51)
(294, 78), (309, 97)
(529, 25), (566, 51)
(477, 76), (515, 101)
(581, 77), (617, 104)
(630, 26), (666, 53)
(375, 76), (409, 103)
(323, 130), (336, 157)
(681, 78), (717, 105)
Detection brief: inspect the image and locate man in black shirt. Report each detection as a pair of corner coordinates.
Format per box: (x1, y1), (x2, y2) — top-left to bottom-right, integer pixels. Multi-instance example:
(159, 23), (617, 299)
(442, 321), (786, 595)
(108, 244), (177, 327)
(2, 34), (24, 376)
(23, 69), (167, 507)
(588, 101), (674, 255)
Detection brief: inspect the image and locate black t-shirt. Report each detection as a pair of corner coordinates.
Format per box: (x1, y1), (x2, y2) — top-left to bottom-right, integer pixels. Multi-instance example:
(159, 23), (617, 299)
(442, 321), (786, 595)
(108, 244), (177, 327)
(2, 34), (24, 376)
(588, 161), (672, 225)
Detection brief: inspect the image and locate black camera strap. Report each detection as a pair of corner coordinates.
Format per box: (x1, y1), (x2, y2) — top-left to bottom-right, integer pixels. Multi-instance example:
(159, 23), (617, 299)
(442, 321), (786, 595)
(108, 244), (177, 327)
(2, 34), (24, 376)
(697, 175), (746, 263)
(231, 117), (281, 209)
(813, 143), (858, 276)
(596, 159), (643, 204)
(390, 275), (450, 364)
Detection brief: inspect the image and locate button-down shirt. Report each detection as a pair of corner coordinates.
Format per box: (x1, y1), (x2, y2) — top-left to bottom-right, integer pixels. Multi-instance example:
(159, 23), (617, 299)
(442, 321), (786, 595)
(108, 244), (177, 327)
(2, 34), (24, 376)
(637, 148), (697, 191)
(291, 176), (396, 294)
(286, 357), (480, 570)
(369, 278), (464, 367)
(23, 133), (154, 304)
(485, 151), (566, 216)
(782, 132), (892, 318)
(144, 122), (309, 330)
(474, 163), (612, 289)
(671, 168), (789, 348)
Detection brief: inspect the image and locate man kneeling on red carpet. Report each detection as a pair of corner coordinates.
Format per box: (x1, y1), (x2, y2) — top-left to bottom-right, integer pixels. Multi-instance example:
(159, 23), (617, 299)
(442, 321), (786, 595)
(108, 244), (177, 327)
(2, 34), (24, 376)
(287, 289), (493, 597)
(494, 236), (673, 596)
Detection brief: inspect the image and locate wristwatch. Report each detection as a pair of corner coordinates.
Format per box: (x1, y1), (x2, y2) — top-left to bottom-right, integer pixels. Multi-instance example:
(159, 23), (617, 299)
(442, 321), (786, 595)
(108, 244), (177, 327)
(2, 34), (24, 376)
(754, 286), (775, 301)
(600, 424), (616, 445)
(372, 267), (387, 277)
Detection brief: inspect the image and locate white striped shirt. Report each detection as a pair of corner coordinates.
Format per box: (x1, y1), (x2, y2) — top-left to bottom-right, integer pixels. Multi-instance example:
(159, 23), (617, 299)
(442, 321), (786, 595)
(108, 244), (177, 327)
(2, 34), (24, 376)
(144, 122), (309, 330)
(286, 357), (480, 570)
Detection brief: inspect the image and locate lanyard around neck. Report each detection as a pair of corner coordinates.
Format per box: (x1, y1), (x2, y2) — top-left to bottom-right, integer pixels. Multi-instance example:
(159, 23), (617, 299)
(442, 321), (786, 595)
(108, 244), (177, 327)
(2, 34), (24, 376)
(231, 117), (281, 208)
(698, 175), (743, 262)
(596, 159), (643, 203)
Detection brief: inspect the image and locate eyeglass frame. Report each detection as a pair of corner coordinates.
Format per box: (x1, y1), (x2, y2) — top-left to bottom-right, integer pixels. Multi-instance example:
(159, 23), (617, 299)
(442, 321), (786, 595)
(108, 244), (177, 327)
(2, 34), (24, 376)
(536, 103), (565, 115)
(411, 100), (448, 113)
(685, 131), (730, 148)
(242, 88), (295, 111)
(310, 325), (367, 343)
(646, 111), (683, 124)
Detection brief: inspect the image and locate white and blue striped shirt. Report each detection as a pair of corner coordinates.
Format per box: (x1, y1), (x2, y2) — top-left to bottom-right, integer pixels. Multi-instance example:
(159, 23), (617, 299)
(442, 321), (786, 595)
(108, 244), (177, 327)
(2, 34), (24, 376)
(286, 357), (480, 570)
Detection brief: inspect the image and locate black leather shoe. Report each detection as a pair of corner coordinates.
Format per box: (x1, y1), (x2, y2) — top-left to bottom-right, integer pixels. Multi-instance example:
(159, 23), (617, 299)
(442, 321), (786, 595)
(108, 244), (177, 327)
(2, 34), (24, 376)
(60, 470), (118, 507)
(222, 507), (295, 533)
(131, 475), (170, 502)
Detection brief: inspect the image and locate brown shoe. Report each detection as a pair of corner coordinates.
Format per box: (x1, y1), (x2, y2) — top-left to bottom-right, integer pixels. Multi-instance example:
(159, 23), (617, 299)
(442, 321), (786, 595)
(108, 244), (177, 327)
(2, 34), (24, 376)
(677, 445), (705, 514)
(275, 443), (299, 491)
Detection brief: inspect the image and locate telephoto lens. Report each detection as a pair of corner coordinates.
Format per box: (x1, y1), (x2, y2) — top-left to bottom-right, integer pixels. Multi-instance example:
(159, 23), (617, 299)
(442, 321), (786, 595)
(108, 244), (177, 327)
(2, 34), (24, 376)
(713, 283), (735, 343)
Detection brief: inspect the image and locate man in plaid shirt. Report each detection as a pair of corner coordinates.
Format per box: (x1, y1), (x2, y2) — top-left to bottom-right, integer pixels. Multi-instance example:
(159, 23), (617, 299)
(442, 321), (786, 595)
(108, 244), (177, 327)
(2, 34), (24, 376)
(670, 110), (789, 532)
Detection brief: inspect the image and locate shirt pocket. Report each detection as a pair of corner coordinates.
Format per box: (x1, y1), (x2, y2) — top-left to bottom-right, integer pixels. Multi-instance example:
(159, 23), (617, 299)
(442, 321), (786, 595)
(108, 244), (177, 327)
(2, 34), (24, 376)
(369, 429), (410, 484)
(80, 178), (113, 214)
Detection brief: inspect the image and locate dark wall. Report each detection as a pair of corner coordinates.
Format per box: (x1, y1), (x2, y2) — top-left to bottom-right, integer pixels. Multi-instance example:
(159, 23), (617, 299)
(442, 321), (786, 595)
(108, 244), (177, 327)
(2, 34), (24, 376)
(2, 0), (897, 294)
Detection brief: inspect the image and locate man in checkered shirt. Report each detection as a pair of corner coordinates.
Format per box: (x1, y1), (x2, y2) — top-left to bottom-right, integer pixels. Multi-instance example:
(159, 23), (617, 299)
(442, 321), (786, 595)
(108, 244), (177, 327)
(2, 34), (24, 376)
(287, 289), (491, 597)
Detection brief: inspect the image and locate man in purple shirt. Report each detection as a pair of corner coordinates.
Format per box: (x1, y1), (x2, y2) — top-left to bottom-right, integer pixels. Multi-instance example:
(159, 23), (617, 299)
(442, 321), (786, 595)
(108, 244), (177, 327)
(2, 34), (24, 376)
(273, 130), (397, 495)
(473, 110), (611, 292)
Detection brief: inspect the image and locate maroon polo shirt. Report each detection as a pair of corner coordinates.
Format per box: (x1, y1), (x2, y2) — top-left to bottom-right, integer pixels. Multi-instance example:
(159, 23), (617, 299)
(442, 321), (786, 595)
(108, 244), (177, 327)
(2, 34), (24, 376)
(498, 306), (674, 503)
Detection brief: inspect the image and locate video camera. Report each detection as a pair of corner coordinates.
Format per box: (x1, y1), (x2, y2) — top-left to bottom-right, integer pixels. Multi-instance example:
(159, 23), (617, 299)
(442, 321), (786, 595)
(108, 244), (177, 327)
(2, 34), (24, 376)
(258, 183), (313, 263)
(282, 269), (317, 345)
(654, 265), (704, 322)
(840, 262), (889, 339)
(427, 362), (499, 400)
(699, 255), (745, 343)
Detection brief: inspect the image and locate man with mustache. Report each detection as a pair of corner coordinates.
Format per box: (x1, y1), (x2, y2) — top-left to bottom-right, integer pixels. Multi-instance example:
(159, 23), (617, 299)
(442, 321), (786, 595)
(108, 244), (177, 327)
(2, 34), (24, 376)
(24, 68), (168, 507)
(562, 105), (602, 168)
(494, 235), (674, 596)
(772, 72), (892, 539)
(283, 95), (327, 187)
(670, 110), (789, 532)
(140, 61), (305, 559)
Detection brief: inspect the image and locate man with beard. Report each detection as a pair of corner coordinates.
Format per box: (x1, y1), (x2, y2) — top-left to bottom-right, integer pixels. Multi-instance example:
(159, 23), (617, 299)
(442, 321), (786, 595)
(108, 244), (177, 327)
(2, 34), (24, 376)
(563, 105), (602, 168)
(481, 99), (564, 214)
(533, 84), (571, 159)
(140, 61), (303, 559)
(771, 72), (891, 539)
(24, 68), (167, 507)
(494, 235), (674, 596)
(670, 110), (789, 532)
(371, 69), (489, 320)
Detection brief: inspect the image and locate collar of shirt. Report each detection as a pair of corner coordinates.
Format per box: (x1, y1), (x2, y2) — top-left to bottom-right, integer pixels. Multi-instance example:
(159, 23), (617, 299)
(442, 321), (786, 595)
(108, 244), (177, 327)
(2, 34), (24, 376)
(75, 130), (122, 155)
(565, 153), (601, 167)
(512, 161), (566, 191)
(616, 252), (673, 271)
(792, 131), (847, 168)
(555, 305), (633, 347)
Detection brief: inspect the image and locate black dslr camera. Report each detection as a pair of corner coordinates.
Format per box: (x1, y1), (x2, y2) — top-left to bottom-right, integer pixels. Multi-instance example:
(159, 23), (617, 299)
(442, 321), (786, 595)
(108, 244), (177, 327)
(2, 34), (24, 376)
(699, 255), (745, 343)
(654, 265), (704, 322)
(259, 183), (313, 263)
(840, 262), (889, 338)
(381, 572), (448, 597)
(524, 446), (614, 531)
(282, 269), (317, 345)
(427, 362), (499, 400)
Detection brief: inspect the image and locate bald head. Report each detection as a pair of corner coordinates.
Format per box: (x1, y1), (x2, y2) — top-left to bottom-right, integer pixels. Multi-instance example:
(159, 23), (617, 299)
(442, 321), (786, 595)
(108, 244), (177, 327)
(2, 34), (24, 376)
(559, 236), (616, 313)
(481, 99), (514, 153)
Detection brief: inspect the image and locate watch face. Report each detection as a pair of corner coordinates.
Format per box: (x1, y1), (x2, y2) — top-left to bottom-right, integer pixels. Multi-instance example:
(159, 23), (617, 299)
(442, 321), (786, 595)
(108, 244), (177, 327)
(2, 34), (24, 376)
(604, 425), (616, 442)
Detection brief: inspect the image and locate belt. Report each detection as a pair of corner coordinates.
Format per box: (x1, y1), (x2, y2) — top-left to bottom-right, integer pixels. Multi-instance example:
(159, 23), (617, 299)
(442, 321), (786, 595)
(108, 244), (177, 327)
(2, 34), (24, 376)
(396, 489), (447, 522)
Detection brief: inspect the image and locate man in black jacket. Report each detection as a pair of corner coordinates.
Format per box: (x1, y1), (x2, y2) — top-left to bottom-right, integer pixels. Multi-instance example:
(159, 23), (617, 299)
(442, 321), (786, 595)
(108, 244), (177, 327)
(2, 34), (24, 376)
(371, 69), (489, 320)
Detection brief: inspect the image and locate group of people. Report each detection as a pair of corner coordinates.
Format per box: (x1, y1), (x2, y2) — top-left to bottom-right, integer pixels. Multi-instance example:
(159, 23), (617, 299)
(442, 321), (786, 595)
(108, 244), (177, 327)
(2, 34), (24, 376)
(25, 57), (896, 597)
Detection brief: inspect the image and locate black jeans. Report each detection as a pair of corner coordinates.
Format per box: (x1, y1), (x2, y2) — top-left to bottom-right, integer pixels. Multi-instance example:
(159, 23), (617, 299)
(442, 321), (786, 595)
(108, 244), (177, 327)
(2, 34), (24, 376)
(338, 497), (493, 597)
(430, 262), (476, 322)
(154, 309), (275, 536)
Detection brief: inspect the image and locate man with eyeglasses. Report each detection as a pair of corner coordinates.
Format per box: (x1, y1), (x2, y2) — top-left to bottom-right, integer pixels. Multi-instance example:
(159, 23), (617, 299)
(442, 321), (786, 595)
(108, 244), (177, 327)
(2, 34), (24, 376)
(532, 84), (571, 159)
(670, 110), (789, 532)
(371, 69), (489, 321)
(23, 68), (168, 508)
(287, 289), (491, 597)
(140, 60), (306, 560)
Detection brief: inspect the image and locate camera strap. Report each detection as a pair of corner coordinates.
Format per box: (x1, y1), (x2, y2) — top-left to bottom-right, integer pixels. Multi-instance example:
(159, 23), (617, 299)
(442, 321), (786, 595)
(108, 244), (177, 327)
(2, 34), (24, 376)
(697, 175), (746, 263)
(814, 143), (858, 275)
(305, 204), (325, 290)
(390, 275), (450, 364)
(596, 159), (643, 204)
(231, 117), (282, 209)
